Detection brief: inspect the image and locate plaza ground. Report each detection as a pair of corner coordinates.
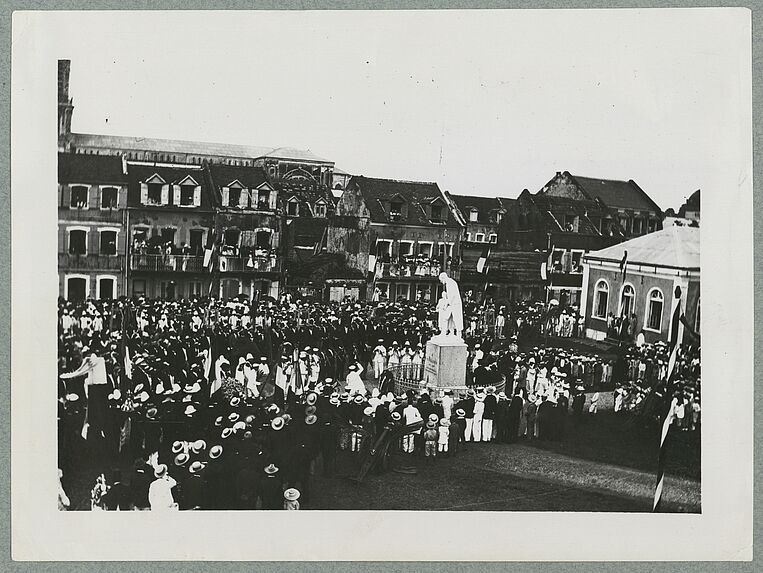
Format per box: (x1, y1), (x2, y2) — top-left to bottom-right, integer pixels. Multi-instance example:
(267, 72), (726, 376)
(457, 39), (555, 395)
(64, 403), (700, 513)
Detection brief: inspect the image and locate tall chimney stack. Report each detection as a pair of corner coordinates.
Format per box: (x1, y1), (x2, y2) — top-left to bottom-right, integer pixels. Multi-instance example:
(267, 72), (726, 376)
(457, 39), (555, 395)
(58, 60), (74, 149)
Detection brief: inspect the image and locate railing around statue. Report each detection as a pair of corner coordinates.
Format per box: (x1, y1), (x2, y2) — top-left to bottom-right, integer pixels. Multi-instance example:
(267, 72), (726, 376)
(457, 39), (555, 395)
(386, 363), (506, 396)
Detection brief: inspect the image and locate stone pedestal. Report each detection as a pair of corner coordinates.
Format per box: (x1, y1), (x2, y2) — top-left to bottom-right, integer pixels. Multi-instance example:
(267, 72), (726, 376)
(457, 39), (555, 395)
(424, 336), (468, 389)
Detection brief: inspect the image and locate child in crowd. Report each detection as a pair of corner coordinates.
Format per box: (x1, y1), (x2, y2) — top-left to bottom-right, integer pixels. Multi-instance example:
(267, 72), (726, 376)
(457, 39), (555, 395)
(423, 421), (438, 462)
(438, 418), (450, 457)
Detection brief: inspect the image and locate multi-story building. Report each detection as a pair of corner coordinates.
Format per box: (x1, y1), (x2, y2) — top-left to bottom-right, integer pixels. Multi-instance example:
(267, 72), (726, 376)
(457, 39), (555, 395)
(56, 59), (338, 301)
(329, 176), (464, 303)
(446, 194), (510, 300)
(58, 153), (129, 301)
(498, 170), (659, 305)
(539, 171), (663, 238)
(125, 163), (216, 300)
(448, 194), (507, 244)
(208, 164), (282, 299)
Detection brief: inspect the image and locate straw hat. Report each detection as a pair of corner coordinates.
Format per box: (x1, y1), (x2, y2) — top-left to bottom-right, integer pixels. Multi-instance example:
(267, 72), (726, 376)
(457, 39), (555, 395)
(283, 488), (300, 501)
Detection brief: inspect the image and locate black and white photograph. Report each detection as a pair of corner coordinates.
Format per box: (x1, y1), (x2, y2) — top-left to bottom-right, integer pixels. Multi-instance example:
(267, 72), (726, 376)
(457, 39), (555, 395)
(10, 7), (753, 562)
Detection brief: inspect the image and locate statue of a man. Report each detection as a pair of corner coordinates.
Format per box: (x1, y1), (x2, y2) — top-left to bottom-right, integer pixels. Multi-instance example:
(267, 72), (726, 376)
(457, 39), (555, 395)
(438, 272), (464, 338)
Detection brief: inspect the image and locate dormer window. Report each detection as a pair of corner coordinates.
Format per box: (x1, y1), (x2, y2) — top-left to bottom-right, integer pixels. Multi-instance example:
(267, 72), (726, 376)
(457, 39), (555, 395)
(257, 188), (271, 210)
(469, 208), (478, 222)
(229, 186), (242, 207)
(287, 198), (299, 216)
(314, 200), (327, 218)
(147, 183), (162, 205)
(180, 185), (195, 206)
(490, 211), (502, 224)
(430, 204), (444, 222)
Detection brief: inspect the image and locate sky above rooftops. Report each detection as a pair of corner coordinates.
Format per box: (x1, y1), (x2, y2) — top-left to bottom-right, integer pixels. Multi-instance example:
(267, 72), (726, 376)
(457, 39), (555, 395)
(56, 10), (745, 212)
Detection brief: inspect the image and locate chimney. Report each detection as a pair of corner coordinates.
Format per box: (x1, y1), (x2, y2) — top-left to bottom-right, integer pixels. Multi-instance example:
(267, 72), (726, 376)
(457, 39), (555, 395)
(58, 60), (74, 144)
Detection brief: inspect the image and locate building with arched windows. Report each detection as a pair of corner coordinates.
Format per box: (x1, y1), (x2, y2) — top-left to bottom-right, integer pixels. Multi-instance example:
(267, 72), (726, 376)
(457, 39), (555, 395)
(581, 226), (700, 344)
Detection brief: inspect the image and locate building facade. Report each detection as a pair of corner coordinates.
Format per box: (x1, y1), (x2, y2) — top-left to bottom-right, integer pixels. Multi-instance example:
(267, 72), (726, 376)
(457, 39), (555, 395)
(126, 163), (216, 300)
(329, 176), (464, 303)
(58, 153), (129, 301)
(497, 171), (663, 306)
(208, 164), (281, 299)
(446, 193), (510, 300)
(581, 226), (700, 344)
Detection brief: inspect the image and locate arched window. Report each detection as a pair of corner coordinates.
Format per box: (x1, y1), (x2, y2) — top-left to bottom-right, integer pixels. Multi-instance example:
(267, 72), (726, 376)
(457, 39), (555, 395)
(594, 279), (609, 318)
(620, 284), (635, 317)
(645, 288), (664, 331)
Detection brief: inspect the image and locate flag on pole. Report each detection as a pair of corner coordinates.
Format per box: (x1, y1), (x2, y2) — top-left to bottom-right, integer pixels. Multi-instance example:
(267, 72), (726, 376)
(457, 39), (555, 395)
(203, 229), (217, 271)
(620, 250), (628, 283)
(476, 246), (491, 274)
(123, 342), (133, 382)
(653, 285), (684, 512)
(666, 287), (684, 381)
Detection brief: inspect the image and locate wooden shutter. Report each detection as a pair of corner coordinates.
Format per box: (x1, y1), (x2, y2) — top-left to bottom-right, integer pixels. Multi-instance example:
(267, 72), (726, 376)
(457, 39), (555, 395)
(161, 184), (169, 205)
(193, 186), (201, 207)
(221, 187), (229, 207)
(61, 185), (70, 208)
(239, 189), (249, 208)
(173, 185), (181, 206)
(140, 183), (149, 205)
(271, 231), (280, 249)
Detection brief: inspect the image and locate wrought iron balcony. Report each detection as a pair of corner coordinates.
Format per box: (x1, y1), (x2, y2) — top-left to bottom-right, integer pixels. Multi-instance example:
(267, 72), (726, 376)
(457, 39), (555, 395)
(130, 254), (205, 273)
(59, 207), (123, 223)
(219, 255), (279, 273)
(378, 260), (458, 280)
(59, 253), (124, 271)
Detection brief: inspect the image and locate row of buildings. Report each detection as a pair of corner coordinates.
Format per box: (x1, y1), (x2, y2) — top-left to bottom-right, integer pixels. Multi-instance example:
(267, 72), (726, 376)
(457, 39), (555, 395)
(58, 60), (698, 342)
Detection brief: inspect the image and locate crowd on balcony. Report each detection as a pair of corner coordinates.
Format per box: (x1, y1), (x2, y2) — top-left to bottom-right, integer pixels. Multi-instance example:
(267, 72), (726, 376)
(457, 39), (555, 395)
(377, 253), (454, 278)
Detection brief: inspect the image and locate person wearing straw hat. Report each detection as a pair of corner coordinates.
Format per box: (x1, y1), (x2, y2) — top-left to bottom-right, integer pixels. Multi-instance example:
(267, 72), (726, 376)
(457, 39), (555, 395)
(261, 464), (283, 510)
(148, 464), (178, 511)
(283, 488), (301, 510)
(372, 339), (387, 381)
(181, 460), (209, 510)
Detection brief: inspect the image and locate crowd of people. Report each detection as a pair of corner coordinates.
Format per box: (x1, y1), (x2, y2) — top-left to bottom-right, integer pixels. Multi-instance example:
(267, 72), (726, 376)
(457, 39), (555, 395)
(613, 342), (701, 431)
(57, 293), (700, 511)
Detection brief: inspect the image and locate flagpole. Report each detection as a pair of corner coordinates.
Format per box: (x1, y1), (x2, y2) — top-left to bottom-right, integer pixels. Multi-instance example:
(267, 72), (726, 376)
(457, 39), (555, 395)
(652, 285), (683, 512)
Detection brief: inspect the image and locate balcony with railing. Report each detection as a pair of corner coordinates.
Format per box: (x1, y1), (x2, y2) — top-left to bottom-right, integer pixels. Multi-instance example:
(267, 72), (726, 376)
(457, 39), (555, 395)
(59, 207), (123, 223)
(219, 255), (279, 274)
(130, 254), (205, 273)
(59, 253), (124, 271)
(378, 259), (458, 280)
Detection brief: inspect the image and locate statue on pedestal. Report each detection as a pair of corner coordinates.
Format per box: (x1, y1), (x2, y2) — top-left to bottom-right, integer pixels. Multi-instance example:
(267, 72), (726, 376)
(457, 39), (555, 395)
(436, 271), (464, 339)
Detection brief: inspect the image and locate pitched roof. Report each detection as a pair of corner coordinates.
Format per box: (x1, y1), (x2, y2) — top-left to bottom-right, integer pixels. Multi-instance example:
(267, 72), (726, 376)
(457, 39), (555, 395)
(209, 164), (270, 189)
(58, 152), (127, 184)
(126, 163), (214, 208)
(449, 194), (505, 224)
(264, 147), (332, 164)
(70, 132), (332, 164)
(569, 173), (662, 214)
(530, 194), (610, 236)
(351, 176), (460, 227)
(585, 225), (699, 270)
